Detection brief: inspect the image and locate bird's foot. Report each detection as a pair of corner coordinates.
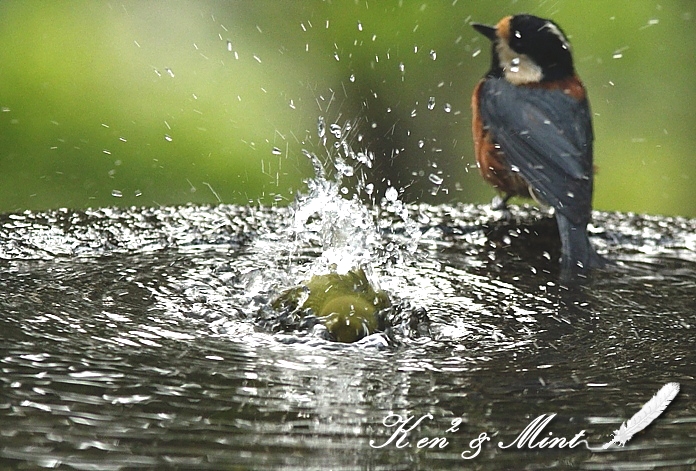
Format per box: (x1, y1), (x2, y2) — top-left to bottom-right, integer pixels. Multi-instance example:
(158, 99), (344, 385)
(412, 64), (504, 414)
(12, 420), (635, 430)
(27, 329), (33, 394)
(491, 195), (507, 210)
(491, 195), (513, 221)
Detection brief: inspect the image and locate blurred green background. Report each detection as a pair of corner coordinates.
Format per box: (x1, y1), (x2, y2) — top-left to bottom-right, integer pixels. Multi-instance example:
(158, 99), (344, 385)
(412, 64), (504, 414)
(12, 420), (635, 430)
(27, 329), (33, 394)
(0, 1), (694, 216)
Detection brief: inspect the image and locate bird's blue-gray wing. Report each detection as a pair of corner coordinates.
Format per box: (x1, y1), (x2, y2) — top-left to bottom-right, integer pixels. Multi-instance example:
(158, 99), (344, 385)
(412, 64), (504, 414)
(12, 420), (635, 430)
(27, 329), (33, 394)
(478, 78), (594, 225)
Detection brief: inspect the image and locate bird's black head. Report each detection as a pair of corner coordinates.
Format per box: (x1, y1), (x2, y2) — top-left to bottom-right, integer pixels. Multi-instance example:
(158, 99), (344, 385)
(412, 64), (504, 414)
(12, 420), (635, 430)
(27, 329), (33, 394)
(472, 14), (575, 84)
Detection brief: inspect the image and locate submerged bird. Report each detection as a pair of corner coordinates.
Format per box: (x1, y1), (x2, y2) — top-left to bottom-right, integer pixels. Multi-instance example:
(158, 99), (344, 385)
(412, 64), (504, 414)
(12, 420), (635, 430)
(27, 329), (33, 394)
(470, 14), (606, 276)
(271, 268), (390, 343)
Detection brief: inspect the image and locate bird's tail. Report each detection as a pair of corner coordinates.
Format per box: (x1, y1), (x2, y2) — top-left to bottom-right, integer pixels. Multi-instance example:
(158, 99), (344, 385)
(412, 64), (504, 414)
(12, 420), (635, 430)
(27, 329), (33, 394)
(555, 213), (606, 279)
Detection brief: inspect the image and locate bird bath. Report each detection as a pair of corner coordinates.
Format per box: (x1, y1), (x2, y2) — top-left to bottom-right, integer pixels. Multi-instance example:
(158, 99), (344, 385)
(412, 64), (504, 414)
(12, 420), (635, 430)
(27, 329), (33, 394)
(2, 182), (696, 470)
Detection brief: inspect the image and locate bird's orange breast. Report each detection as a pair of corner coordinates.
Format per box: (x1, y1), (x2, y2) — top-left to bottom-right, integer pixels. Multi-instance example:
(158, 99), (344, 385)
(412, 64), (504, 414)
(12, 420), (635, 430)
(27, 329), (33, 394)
(524, 74), (587, 101)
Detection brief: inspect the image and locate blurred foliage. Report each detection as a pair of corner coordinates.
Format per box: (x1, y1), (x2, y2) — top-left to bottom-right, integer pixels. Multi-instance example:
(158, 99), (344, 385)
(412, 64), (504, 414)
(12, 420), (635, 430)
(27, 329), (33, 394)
(0, 1), (693, 216)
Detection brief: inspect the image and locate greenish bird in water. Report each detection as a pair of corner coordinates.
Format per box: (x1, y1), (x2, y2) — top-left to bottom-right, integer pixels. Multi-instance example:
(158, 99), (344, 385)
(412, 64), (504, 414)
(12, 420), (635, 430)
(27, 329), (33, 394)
(271, 268), (391, 343)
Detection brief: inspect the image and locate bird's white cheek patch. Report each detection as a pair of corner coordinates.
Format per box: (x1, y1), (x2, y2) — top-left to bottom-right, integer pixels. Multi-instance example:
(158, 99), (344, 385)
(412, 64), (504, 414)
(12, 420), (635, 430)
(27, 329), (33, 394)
(496, 41), (543, 85)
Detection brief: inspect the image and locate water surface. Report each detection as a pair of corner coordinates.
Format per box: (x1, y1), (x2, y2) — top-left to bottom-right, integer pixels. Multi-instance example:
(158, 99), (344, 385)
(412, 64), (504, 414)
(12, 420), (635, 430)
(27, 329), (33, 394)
(1, 204), (695, 470)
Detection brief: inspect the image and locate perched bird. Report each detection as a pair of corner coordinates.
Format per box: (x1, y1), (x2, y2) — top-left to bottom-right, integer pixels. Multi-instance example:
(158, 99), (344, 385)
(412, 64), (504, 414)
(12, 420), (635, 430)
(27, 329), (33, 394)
(471, 14), (606, 277)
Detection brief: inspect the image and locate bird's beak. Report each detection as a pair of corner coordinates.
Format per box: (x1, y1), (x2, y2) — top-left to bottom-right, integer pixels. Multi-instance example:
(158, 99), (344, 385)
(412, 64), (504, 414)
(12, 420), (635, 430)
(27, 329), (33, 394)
(471, 23), (498, 41)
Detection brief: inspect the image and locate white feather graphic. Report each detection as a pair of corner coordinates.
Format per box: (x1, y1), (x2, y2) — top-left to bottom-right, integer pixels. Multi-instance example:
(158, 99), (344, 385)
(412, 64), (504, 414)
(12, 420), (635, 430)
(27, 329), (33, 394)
(603, 382), (680, 449)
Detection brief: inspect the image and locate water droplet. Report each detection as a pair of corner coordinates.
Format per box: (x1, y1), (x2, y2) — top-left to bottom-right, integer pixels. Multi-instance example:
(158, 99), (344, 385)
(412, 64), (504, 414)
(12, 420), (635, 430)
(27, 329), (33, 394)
(164, 134), (173, 142)
(111, 190), (123, 198)
(612, 52), (623, 59)
(365, 183), (374, 195)
(349, 73), (355, 82)
(289, 99), (296, 109)
(510, 57), (520, 73)
(334, 52), (340, 61)
(427, 97), (435, 110)
(253, 54), (262, 63)
(357, 21), (363, 31)
(385, 186), (399, 202)
(317, 117), (326, 139)
(429, 49), (437, 60)
(418, 140), (425, 148)
(226, 40), (233, 52)
(271, 147), (282, 155)
(429, 173), (443, 185)
(166, 68), (175, 77)
(444, 103), (452, 113)
(472, 48), (481, 58)
(335, 159), (354, 177)
(361, 152), (374, 169)
(399, 62), (405, 73)
(329, 123), (342, 139)
(410, 109), (417, 118)
(134, 190), (142, 197)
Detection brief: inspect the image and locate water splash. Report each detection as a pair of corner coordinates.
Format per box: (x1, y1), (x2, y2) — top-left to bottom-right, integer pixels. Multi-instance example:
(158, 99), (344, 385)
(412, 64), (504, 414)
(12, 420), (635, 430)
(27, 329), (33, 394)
(241, 116), (432, 342)
(249, 117), (423, 298)
(291, 149), (378, 275)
